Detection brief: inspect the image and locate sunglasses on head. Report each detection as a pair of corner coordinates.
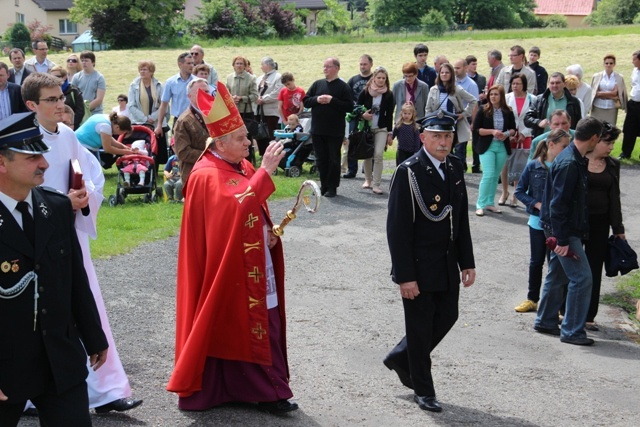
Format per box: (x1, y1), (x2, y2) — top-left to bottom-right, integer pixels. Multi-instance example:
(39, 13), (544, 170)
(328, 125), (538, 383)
(67, 58), (78, 63)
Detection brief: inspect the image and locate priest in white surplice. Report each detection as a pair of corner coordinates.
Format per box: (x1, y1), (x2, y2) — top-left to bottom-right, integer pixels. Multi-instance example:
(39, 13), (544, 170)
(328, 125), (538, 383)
(22, 72), (142, 413)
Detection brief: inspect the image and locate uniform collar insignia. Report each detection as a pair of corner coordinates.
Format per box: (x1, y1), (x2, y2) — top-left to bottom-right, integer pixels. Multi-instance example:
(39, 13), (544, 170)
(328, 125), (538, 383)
(0, 214), (3, 227)
(39, 202), (49, 218)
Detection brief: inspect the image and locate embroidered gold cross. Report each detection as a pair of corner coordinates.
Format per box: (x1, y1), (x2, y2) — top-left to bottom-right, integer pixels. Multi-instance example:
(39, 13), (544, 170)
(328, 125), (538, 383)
(245, 213), (258, 228)
(248, 266), (263, 283)
(235, 186), (255, 204)
(244, 241), (261, 253)
(249, 296), (265, 309)
(227, 178), (240, 186)
(252, 323), (266, 339)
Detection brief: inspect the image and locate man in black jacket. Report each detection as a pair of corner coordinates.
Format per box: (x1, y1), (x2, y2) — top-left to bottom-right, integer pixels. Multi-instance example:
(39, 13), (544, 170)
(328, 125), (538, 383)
(384, 111), (475, 413)
(0, 62), (27, 120)
(303, 58), (353, 197)
(524, 72), (581, 138)
(0, 112), (108, 426)
(8, 48), (31, 86)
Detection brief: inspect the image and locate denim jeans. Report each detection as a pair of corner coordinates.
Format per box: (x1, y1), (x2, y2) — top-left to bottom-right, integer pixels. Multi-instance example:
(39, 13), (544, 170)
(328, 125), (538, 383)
(477, 140), (508, 209)
(535, 236), (592, 340)
(528, 226), (549, 302)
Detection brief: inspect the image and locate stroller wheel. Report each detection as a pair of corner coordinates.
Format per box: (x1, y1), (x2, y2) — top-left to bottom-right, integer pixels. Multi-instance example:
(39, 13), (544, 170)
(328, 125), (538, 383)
(151, 194), (158, 203)
(156, 187), (163, 198)
(288, 166), (301, 178)
(271, 169), (278, 176)
(108, 195), (118, 207)
(143, 194), (151, 203)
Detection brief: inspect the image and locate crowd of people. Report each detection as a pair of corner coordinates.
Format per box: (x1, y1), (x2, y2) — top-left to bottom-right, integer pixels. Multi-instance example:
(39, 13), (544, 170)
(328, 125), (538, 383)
(1, 37), (639, 424)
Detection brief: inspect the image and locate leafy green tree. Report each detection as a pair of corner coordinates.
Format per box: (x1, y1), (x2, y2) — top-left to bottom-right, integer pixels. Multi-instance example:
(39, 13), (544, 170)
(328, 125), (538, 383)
(71, 0), (182, 46)
(90, 7), (149, 48)
(317, 0), (352, 34)
(421, 9), (448, 37)
(4, 22), (31, 51)
(587, 0), (640, 25)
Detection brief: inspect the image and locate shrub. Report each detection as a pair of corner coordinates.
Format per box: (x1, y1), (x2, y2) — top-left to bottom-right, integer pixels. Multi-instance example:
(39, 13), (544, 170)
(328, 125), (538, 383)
(420, 9), (448, 38)
(5, 22), (31, 51)
(544, 14), (568, 28)
(90, 8), (149, 48)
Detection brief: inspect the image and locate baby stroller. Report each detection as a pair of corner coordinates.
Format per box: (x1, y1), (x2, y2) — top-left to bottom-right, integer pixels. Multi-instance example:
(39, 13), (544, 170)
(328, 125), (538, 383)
(108, 125), (160, 206)
(272, 111), (316, 177)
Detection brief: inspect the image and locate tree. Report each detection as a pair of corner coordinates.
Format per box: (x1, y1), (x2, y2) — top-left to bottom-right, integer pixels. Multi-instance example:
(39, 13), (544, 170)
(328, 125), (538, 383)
(317, 0), (352, 34)
(90, 8), (149, 48)
(421, 9), (448, 37)
(71, 0), (182, 46)
(4, 22), (31, 51)
(587, 0), (640, 25)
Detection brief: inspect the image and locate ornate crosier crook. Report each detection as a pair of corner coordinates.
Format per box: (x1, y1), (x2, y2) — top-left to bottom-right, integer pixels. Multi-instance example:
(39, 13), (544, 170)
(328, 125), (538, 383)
(272, 180), (321, 236)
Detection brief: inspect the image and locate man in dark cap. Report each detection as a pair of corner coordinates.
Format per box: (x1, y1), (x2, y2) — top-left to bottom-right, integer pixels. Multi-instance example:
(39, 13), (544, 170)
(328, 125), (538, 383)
(0, 112), (108, 427)
(384, 110), (475, 413)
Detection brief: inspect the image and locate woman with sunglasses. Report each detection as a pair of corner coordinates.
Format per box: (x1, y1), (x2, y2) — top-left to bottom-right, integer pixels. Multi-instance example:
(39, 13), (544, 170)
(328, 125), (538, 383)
(66, 54), (82, 81)
(50, 65), (85, 129)
(590, 54), (628, 125)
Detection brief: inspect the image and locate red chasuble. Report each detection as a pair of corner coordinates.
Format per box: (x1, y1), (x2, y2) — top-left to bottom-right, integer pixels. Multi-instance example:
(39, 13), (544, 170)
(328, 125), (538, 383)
(167, 151), (287, 397)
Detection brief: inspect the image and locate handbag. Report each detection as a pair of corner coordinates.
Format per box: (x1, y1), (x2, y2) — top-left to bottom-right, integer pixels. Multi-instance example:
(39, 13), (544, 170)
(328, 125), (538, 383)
(613, 97), (622, 109)
(255, 106), (271, 141)
(507, 141), (529, 182)
(605, 235), (639, 277)
(348, 124), (374, 160)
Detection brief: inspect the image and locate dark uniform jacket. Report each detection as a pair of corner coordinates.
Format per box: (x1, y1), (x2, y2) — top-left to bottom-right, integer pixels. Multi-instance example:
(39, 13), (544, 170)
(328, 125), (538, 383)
(0, 187), (107, 403)
(387, 149), (475, 292)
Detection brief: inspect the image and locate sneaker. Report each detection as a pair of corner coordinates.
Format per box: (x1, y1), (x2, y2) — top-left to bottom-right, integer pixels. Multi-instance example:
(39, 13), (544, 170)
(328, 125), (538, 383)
(514, 300), (537, 313)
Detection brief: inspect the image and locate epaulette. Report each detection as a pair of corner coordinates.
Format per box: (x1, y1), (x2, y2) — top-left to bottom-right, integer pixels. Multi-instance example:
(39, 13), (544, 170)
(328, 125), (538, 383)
(400, 154), (421, 168)
(38, 186), (67, 198)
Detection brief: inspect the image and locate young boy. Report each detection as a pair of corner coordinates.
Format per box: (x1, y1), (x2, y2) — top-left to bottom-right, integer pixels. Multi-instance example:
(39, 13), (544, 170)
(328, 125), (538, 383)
(277, 72), (305, 124)
(528, 47), (548, 96)
(163, 154), (183, 202)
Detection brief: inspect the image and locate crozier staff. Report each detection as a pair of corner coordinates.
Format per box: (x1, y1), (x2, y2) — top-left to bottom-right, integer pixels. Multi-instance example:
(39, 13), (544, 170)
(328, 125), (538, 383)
(383, 111), (475, 413)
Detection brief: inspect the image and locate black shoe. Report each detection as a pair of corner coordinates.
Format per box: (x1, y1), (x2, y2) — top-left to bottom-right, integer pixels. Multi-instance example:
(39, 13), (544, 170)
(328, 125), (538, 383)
(534, 325), (561, 336)
(342, 172), (356, 178)
(324, 190), (336, 198)
(95, 397), (143, 414)
(560, 336), (594, 346)
(618, 154), (629, 160)
(414, 395), (442, 412)
(23, 408), (38, 417)
(471, 167), (482, 173)
(258, 399), (299, 414)
(383, 357), (413, 389)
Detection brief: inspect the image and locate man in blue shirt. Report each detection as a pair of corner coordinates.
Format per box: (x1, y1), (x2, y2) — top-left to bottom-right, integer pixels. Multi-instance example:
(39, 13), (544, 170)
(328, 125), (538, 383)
(155, 52), (194, 137)
(453, 58), (479, 169)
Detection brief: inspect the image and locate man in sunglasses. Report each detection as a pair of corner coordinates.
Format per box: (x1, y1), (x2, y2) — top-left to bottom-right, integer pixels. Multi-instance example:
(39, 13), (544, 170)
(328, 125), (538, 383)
(190, 45), (219, 86)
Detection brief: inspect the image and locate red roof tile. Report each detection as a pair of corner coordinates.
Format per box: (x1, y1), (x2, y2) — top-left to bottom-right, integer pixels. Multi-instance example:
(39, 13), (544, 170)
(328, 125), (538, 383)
(534, 0), (595, 16)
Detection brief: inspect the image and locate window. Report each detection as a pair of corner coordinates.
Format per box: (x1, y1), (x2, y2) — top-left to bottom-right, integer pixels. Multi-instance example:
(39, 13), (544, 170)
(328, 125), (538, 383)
(59, 19), (77, 34)
(15, 0), (19, 7)
(16, 13), (25, 24)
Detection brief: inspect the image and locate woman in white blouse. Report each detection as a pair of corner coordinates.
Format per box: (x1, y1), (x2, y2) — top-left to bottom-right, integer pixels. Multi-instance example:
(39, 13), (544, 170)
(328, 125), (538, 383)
(590, 54), (628, 126)
(254, 57), (283, 155)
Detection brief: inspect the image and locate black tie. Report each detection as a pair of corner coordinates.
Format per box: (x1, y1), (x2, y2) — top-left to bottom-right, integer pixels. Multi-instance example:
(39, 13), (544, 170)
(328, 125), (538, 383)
(16, 201), (35, 247)
(439, 162), (447, 181)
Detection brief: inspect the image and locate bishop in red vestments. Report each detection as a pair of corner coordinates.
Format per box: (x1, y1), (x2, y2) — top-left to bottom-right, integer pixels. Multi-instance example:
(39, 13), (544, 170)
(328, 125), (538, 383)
(167, 84), (296, 414)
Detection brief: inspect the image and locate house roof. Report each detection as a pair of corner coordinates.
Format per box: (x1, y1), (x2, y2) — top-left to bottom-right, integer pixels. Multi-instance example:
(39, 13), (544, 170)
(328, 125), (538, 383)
(534, 0), (595, 16)
(280, 0), (327, 11)
(32, 0), (73, 12)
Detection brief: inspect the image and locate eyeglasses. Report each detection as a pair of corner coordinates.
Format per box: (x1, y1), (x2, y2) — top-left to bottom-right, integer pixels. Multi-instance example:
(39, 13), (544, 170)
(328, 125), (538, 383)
(36, 47), (49, 51)
(67, 58), (78, 63)
(403, 74), (416, 78)
(190, 52), (200, 56)
(39, 95), (66, 104)
(118, 98), (126, 102)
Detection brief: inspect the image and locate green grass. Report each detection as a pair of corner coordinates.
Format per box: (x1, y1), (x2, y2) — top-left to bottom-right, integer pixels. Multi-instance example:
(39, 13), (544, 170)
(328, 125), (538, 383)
(601, 275), (640, 325)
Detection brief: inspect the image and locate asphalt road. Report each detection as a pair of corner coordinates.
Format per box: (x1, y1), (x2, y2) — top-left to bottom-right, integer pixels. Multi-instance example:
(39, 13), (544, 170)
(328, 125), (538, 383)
(19, 160), (640, 427)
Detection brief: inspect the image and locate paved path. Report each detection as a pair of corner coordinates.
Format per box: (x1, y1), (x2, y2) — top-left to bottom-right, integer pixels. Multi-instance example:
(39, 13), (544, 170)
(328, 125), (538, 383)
(20, 162), (640, 426)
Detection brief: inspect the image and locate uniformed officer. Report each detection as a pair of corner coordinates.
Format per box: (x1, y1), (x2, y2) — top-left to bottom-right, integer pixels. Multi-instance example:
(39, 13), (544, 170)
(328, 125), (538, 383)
(384, 110), (476, 413)
(0, 112), (108, 427)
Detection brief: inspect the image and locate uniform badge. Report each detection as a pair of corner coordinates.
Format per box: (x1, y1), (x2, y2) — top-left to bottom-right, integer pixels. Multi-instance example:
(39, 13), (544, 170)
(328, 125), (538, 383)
(430, 204), (438, 211)
(39, 202), (50, 218)
(0, 214), (3, 227)
(1, 261), (10, 273)
(435, 195), (441, 202)
(10, 260), (19, 273)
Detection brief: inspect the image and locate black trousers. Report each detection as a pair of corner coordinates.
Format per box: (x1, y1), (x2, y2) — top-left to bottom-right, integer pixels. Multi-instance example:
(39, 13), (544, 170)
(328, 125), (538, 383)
(386, 286), (460, 397)
(0, 380), (91, 427)
(312, 134), (343, 193)
(621, 100), (640, 157)
(584, 213), (610, 322)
